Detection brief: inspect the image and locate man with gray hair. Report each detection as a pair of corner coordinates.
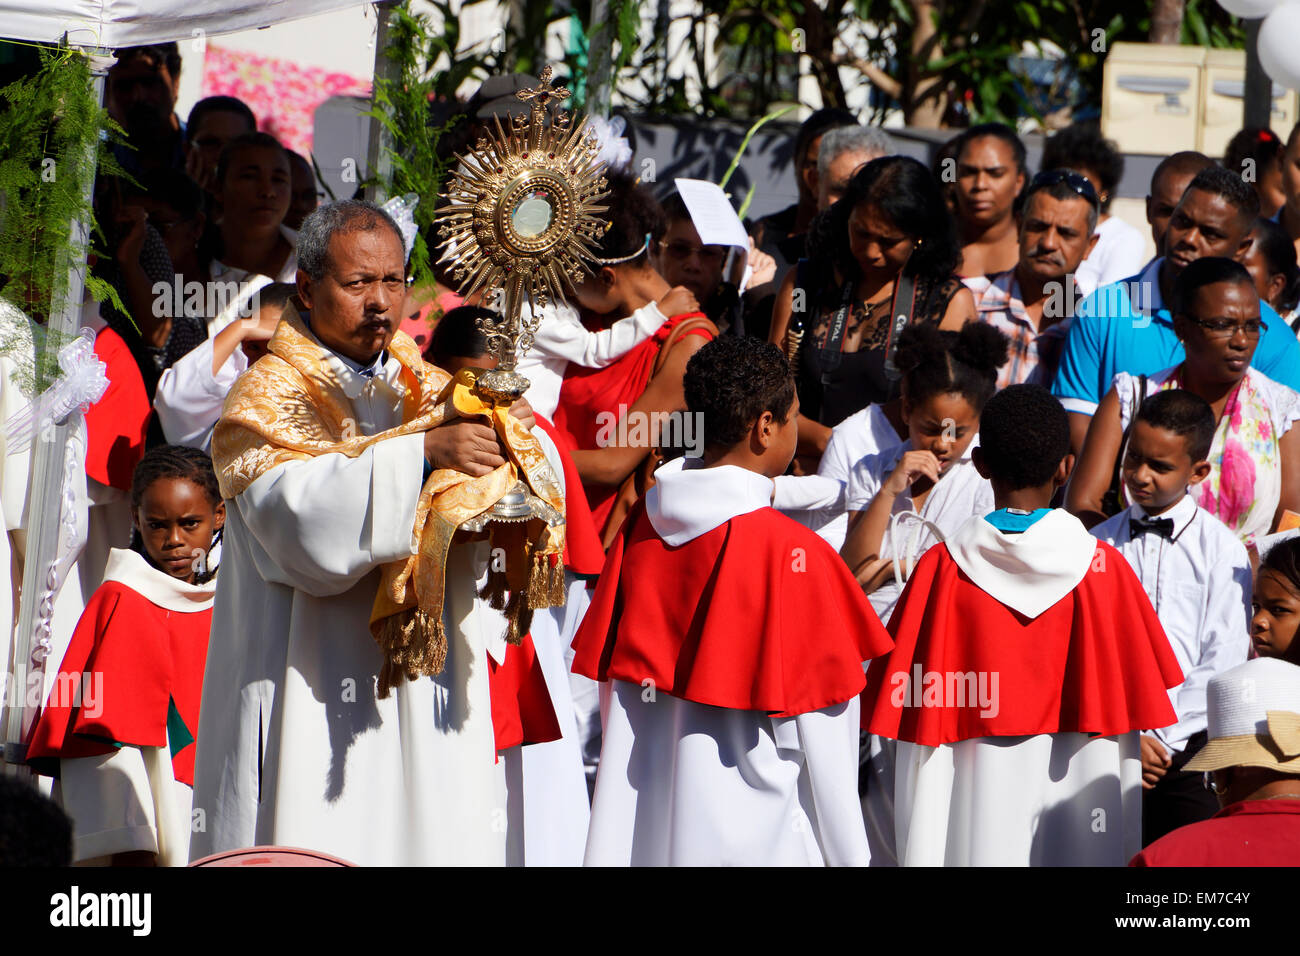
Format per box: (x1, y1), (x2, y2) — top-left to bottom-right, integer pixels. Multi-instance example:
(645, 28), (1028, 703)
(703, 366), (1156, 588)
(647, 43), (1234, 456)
(192, 198), (544, 865)
(816, 125), (895, 210)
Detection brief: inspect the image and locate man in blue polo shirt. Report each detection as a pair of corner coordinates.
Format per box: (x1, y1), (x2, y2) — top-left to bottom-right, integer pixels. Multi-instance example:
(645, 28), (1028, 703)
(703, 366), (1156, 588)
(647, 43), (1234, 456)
(1053, 165), (1300, 456)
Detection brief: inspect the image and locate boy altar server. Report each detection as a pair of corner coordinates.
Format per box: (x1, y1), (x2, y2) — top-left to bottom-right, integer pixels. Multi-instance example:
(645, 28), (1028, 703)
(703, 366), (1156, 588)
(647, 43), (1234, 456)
(571, 335), (893, 866)
(861, 384), (1183, 866)
(1091, 390), (1250, 845)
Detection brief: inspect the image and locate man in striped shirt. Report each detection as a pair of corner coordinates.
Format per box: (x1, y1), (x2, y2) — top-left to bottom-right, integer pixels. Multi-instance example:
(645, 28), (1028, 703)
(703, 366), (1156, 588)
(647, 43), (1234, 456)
(970, 170), (1100, 390)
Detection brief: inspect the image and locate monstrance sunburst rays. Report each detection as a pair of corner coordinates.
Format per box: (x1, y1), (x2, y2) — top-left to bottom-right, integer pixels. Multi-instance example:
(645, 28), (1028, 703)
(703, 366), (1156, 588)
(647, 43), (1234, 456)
(435, 65), (609, 402)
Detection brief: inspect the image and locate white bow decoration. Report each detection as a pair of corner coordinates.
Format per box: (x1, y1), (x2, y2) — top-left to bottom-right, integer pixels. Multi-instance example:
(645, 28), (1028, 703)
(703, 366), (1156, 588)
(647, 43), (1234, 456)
(4, 327), (109, 457)
(382, 193), (421, 264)
(586, 115), (633, 171)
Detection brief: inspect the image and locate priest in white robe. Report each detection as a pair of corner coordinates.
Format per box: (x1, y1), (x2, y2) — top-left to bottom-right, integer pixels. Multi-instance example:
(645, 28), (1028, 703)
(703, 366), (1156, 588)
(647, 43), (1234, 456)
(191, 200), (564, 866)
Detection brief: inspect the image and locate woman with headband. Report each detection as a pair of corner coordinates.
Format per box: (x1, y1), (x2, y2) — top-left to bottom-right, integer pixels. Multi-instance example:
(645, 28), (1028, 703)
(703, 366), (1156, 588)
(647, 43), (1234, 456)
(552, 169), (717, 546)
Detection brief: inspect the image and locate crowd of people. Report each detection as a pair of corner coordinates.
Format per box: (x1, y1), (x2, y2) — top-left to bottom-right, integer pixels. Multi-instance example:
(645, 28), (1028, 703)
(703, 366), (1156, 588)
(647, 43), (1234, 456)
(2, 43), (1300, 868)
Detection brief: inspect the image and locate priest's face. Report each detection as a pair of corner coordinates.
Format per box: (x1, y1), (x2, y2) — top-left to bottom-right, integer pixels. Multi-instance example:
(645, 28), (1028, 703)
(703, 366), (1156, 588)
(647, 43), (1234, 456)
(299, 222), (407, 364)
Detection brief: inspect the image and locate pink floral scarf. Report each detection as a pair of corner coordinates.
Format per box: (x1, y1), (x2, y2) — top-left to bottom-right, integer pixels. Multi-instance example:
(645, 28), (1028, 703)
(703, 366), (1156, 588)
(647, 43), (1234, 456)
(1162, 368), (1278, 545)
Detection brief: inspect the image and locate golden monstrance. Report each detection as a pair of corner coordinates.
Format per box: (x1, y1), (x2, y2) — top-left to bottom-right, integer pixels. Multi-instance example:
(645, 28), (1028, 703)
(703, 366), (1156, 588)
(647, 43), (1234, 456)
(436, 67), (610, 527)
(436, 66), (610, 402)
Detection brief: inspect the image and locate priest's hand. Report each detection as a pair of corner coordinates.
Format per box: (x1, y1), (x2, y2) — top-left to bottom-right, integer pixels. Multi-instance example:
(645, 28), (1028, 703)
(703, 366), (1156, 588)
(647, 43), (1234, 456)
(883, 450), (941, 497)
(1139, 734), (1171, 790)
(424, 420), (506, 478)
(508, 397), (536, 432)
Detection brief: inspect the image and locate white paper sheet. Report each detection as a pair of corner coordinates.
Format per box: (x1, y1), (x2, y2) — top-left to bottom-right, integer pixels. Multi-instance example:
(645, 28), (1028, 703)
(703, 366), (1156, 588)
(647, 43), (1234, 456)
(674, 179), (750, 250)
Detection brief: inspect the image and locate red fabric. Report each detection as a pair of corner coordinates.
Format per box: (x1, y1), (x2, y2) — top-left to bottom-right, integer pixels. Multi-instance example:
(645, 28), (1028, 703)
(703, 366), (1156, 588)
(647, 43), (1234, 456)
(535, 414), (604, 576)
(860, 541), (1183, 743)
(552, 312), (713, 535)
(26, 581), (212, 786)
(83, 328), (150, 491)
(487, 632), (562, 754)
(1129, 799), (1300, 866)
(571, 500), (893, 718)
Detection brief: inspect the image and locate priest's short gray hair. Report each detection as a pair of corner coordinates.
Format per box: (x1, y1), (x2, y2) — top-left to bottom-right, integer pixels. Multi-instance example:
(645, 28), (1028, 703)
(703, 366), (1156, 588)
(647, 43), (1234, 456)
(297, 199), (406, 281)
(817, 126), (896, 180)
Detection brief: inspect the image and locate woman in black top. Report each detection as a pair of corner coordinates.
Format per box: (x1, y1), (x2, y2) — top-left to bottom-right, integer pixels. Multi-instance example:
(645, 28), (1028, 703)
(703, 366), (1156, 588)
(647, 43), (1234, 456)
(769, 155), (975, 467)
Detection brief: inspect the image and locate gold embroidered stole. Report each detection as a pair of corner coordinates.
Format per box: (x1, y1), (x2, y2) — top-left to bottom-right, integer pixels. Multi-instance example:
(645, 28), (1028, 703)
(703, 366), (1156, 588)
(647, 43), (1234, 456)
(212, 305), (566, 696)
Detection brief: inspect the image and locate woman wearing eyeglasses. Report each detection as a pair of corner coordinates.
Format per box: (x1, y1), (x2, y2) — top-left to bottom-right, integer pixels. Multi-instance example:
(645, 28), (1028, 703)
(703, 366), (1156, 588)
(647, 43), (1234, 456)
(1068, 257), (1300, 547)
(768, 156), (975, 472)
(654, 193), (777, 336)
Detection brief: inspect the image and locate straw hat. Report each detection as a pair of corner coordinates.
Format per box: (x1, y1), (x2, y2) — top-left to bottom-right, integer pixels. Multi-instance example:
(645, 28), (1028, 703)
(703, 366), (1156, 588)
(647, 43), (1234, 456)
(1185, 658), (1300, 773)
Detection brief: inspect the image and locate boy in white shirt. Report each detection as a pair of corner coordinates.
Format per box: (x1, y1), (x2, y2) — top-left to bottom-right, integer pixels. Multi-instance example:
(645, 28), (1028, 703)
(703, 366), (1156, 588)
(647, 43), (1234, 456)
(1091, 388), (1251, 846)
(153, 281), (291, 449)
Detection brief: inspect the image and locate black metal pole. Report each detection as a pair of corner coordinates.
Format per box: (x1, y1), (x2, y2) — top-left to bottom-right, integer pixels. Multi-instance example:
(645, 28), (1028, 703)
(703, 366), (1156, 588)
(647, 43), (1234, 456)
(1244, 18), (1272, 130)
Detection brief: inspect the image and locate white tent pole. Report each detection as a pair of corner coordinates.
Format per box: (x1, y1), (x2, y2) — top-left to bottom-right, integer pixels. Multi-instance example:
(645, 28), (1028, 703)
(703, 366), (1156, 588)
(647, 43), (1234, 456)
(587, 0), (612, 120)
(1, 48), (107, 776)
(364, 0), (399, 204)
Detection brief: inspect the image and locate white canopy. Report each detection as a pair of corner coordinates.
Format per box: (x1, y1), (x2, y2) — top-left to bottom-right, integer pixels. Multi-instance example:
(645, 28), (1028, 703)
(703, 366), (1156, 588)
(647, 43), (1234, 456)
(0, 0), (373, 49)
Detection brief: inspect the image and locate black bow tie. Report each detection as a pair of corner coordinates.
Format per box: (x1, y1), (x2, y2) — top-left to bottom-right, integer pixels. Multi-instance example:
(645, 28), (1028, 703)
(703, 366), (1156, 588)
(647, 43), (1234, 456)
(1130, 517), (1175, 540)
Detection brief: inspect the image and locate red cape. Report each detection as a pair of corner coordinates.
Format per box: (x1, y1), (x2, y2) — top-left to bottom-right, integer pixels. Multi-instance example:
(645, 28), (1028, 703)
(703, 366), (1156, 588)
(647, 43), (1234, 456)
(83, 327), (150, 491)
(487, 632), (562, 754)
(552, 312), (712, 536)
(571, 500), (893, 718)
(860, 541), (1182, 744)
(535, 414), (604, 576)
(26, 580), (212, 785)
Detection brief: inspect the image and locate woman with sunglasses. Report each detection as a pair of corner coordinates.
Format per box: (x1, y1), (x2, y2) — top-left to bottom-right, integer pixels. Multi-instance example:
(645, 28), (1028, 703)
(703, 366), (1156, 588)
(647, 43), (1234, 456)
(1068, 257), (1300, 547)
(768, 155), (975, 472)
(654, 193), (777, 336)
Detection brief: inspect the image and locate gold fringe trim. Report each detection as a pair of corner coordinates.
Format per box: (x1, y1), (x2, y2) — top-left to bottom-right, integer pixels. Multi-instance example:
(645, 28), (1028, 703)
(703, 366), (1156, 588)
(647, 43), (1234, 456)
(527, 553), (550, 609)
(375, 607), (447, 699)
(549, 559), (566, 605)
(526, 551), (566, 610)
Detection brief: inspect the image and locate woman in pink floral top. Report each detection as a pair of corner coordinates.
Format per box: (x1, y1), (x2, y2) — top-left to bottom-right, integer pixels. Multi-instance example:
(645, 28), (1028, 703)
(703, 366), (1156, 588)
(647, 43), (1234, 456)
(1068, 257), (1300, 547)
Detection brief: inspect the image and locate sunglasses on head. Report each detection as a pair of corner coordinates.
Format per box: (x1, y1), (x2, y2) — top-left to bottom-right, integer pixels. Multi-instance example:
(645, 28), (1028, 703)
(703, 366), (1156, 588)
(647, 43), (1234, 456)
(1030, 170), (1100, 208)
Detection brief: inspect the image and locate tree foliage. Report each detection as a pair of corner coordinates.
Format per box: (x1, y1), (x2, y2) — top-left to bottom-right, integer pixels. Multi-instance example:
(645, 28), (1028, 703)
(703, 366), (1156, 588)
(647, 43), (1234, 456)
(628, 0), (1245, 128)
(363, 1), (469, 290)
(0, 44), (128, 330)
(396, 0), (1246, 137)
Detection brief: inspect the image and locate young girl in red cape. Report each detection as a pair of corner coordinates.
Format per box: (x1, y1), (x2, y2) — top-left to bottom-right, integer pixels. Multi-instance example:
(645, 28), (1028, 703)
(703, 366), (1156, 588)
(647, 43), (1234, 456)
(27, 446), (225, 866)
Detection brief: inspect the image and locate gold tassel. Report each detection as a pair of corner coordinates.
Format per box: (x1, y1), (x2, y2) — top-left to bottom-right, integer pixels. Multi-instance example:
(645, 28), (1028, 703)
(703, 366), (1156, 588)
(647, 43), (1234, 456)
(549, 558), (566, 606)
(479, 564), (509, 610)
(502, 588), (532, 645)
(527, 552), (551, 609)
(375, 607), (447, 698)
